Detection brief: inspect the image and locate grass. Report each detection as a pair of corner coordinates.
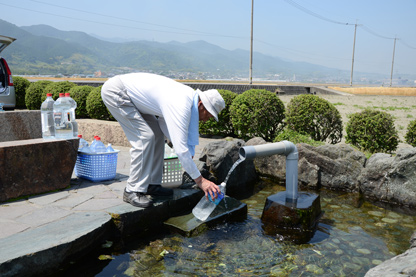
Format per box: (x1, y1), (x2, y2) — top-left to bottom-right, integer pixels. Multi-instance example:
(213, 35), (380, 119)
(328, 86), (416, 96)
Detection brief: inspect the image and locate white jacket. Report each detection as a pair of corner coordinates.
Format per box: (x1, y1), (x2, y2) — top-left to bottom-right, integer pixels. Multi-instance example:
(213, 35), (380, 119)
(119, 73), (200, 179)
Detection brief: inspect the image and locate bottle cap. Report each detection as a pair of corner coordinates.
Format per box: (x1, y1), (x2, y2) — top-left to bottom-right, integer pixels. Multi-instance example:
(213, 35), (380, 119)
(59, 93), (64, 97)
(78, 134), (82, 138)
(65, 93), (70, 97)
(46, 93), (52, 97)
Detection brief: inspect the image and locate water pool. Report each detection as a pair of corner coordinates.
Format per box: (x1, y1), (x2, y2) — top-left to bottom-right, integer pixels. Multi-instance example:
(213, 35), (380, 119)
(61, 180), (416, 276)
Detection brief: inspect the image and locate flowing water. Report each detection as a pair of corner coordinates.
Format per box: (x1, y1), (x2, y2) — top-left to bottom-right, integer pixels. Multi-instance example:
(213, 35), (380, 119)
(223, 158), (245, 185)
(61, 180), (416, 276)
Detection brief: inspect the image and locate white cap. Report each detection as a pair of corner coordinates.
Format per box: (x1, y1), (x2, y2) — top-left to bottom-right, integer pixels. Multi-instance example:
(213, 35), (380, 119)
(197, 89), (225, 121)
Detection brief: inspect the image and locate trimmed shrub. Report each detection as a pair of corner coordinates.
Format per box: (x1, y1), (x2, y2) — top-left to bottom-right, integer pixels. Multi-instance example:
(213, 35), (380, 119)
(68, 85), (94, 118)
(230, 89), (285, 141)
(13, 76), (31, 109)
(285, 94), (343, 144)
(199, 89), (237, 137)
(86, 86), (114, 120)
(41, 81), (77, 102)
(346, 109), (399, 153)
(405, 119), (416, 147)
(25, 80), (53, 110)
(274, 128), (324, 147)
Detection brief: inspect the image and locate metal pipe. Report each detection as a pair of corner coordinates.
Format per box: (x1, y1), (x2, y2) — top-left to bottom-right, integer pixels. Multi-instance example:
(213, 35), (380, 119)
(239, 140), (298, 202)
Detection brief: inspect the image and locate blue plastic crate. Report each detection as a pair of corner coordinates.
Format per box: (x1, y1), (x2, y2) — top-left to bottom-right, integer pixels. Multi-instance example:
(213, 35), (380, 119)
(75, 150), (119, 182)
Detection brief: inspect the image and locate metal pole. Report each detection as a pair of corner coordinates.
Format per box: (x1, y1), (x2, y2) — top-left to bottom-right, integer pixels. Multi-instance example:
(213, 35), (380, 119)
(249, 0), (254, 85)
(390, 37), (397, 87)
(350, 23), (358, 86)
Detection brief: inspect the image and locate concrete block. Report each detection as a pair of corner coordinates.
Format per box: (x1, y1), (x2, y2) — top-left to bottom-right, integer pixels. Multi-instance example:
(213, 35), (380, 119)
(0, 110), (41, 142)
(78, 119), (129, 147)
(0, 138), (79, 202)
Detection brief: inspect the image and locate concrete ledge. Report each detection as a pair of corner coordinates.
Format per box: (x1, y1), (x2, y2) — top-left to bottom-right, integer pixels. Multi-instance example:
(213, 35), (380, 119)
(0, 186), (208, 276)
(0, 211), (113, 277)
(0, 138), (79, 202)
(78, 119), (129, 147)
(0, 110), (41, 142)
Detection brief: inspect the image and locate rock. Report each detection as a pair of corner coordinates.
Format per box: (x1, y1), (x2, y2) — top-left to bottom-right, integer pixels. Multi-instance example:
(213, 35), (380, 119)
(299, 143), (366, 192)
(411, 232), (416, 249)
(198, 139), (258, 196)
(245, 137), (287, 181)
(357, 248), (371, 255)
(365, 247), (416, 277)
(245, 138), (366, 192)
(358, 148), (416, 207)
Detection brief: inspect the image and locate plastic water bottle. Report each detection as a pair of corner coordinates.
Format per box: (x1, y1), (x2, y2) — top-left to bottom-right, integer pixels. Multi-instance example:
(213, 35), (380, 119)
(80, 145), (92, 153)
(65, 93), (78, 137)
(77, 134), (89, 149)
(106, 143), (115, 152)
(192, 183), (226, 221)
(54, 93), (73, 139)
(90, 136), (98, 150)
(91, 136), (106, 153)
(41, 93), (55, 139)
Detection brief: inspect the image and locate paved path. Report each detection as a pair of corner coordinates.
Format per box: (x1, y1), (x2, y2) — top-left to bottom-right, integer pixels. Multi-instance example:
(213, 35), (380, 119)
(0, 137), (224, 276)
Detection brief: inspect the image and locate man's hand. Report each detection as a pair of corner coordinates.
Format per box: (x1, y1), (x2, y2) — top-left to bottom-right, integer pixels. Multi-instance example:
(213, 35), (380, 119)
(194, 176), (220, 200)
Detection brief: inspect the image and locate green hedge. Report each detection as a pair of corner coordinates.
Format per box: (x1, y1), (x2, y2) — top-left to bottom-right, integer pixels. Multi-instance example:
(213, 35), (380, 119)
(274, 128), (324, 147)
(285, 94), (343, 144)
(25, 80), (53, 110)
(86, 86), (114, 120)
(346, 109), (399, 153)
(41, 81), (77, 102)
(230, 89), (285, 141)
(68, 85), (94, 118)
(13, 76), (31, 109)
(405, 119), (416, 147)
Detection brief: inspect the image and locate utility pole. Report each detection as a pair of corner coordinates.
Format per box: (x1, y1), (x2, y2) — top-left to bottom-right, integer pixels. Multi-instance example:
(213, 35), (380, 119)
(249, 0), (254, 85)
(390, 36), (397, 87)
(350, 22), (358, 86)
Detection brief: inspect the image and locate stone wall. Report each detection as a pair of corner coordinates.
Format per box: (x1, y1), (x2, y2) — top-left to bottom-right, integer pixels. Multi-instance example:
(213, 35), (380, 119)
(77, 119), (129, 147)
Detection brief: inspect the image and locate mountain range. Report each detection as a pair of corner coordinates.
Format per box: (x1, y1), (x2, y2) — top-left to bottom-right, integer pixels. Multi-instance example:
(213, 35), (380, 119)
(0, 19), (365, 81)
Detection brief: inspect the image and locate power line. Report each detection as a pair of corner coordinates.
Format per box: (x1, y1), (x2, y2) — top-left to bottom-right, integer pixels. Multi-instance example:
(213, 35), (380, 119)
(399, 39), (416, 50)
(360, 25), (395, 40)
(0, 2), (247, 40)
(282, 0), (353, 25)
(30, 0), (217, 36)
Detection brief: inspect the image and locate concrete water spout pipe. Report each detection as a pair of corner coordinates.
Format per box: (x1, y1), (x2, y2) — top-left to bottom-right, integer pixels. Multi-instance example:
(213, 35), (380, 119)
(239, 140), (299, 202)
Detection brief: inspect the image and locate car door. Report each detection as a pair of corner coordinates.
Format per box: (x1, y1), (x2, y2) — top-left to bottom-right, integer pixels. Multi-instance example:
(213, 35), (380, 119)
(0, 35), (16, 109)
(0, 35), (16, 52)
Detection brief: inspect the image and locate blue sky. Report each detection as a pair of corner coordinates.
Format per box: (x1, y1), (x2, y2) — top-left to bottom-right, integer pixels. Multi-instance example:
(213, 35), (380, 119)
(1, 0), (416, 76)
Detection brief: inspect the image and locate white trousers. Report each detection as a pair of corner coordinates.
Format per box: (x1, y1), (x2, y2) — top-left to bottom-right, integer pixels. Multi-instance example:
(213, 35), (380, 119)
(101, 76), (164, 193)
